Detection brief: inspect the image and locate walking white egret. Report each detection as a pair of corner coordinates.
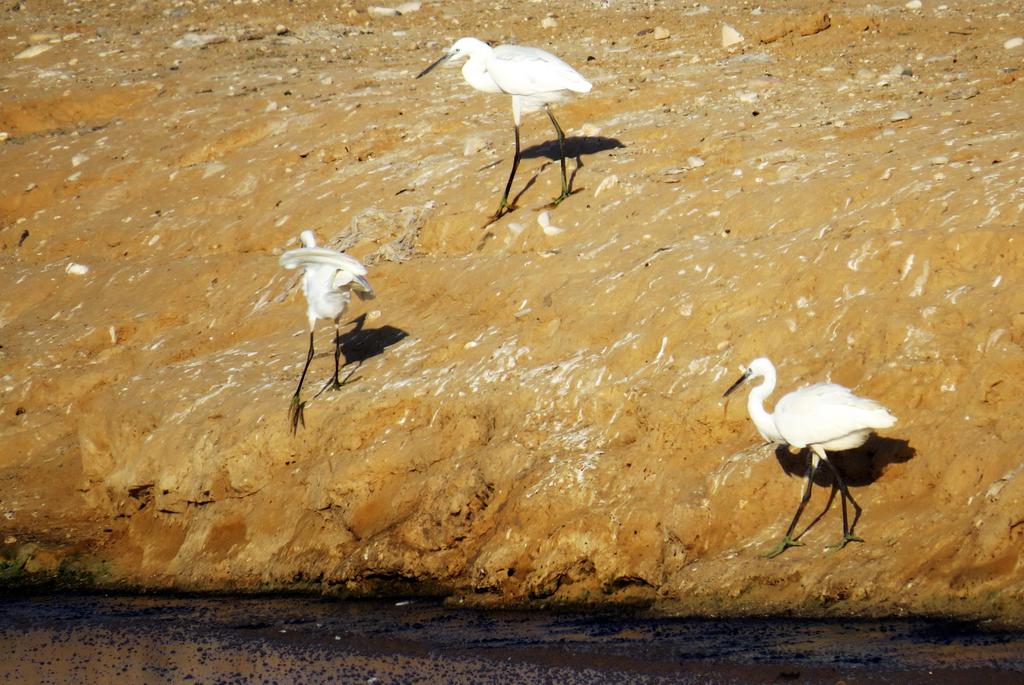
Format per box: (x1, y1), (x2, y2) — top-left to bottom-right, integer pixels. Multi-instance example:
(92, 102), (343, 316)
(416, 37), (592, 218)
(279, 230), (374, 433)
(723, 357), (897, 558)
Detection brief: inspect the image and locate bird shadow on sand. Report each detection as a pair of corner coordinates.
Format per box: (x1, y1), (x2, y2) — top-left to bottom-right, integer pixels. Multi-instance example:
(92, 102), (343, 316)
(313, 314), (408, 396)
(476, 136), (626, 229)
(339, 314), (408, 366)
(773, 436), (917, 541)
(520, 135), (626, 161)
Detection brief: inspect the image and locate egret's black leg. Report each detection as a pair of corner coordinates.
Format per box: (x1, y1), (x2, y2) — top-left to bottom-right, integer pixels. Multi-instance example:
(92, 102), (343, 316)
(545, 106), (570, 203)
(495, 124), (522, 218)
(765, 451), (815, 558)
(289, 330), (315, 434)
(821, 453), (864, 551)
(326, 322), (343, 392)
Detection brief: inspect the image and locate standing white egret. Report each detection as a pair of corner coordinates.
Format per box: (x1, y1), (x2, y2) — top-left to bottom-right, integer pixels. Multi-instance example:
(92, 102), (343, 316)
(279, 230), (374, 433)
(723, 357), (897, 558)
(416, 37), (592, 218)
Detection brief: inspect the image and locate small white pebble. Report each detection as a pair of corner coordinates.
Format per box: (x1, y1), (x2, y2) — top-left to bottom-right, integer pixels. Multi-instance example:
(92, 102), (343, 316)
(537, 211), (564, 236)
(1004, 37), (1024, 50)
(905, 0), (922, 9)
(890, 110), (912, 122)
(541, 16), (558, 29)
(722, 24), (744, 48)
(594, 175), (618, 197)
(66, 263), (89, 276)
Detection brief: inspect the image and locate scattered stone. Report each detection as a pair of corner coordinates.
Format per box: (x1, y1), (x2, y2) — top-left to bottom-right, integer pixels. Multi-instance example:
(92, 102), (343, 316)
(930, 155), (949, 165)
(275, 24), (290, 35)
(14, 44), (54, 60)
(202, 162), (227, 179)
(578, 123), (601, 137)
(1004, 37), (1024, 50)
(905, 0), (922, 8)
(367, 6), (400, 17)
(736, 90), (758, 103)
(71, 153), (88, 167)
(687, 155), (706, 169)
(171, 32), (228, 49)
(945, 86), (979, 101)
(29, 32), (60, 43)
(653, 26), (670, 40)
(889, 64), (913, 77)
(320, 75), (334, 86)
(594, 175), (618, 197)
(463, 136), (486, 156)
(0, 132), (8, 142)
(541, 16), (558, 29)
(66, 263), (90, 276)
(722, 24), (745, 48)
(537, 211), (564, 236)
(396, 1), (421, 12)
(890, 110), (912, 122)
(855, 68), (876, 81)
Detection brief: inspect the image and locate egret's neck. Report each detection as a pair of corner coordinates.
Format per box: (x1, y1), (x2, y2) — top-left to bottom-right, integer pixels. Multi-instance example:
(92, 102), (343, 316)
(461, 55), (502, 95)
(746, 369), (780, 443)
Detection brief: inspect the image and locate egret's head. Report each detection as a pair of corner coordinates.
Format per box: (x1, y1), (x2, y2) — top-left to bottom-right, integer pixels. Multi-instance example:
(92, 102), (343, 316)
(416, 37), (490, 78)
(299, 230), (317, 248)
(723, 357), (773, 398)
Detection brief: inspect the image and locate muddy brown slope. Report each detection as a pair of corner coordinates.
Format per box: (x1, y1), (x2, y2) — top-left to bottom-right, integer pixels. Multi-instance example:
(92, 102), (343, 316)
(2, 1), (1023, 620)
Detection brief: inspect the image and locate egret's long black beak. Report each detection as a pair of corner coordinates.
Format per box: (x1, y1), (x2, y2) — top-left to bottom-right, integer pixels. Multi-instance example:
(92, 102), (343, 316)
(723, 368), (752, 398)
(416, 53), (450, 79)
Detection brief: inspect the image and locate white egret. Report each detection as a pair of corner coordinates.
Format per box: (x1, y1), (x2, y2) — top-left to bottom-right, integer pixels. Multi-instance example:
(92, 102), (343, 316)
(723, 357), (897, 558)
(279, 230), (374, 433)
(416, 37), (592, 218)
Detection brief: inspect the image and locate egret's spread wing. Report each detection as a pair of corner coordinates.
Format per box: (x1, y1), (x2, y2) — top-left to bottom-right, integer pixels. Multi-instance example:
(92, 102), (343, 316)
(279, 247), (368, 276)
(774, 383), (896, 448)
(353, 274), (375, 300)
(334, 271), (375, 300)
(489, 45), (591, 96)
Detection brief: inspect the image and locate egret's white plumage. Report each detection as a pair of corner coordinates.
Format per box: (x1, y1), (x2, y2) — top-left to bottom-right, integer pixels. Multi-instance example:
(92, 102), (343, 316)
(417, 37), (592, 216)
(279, 230), (374, 432)
(280, 230), (373, 331)
(724, 357), (897, 557)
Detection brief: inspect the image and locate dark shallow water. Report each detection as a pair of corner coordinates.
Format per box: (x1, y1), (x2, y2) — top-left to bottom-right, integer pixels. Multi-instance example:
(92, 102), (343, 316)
(1, 594), (1023, 684)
